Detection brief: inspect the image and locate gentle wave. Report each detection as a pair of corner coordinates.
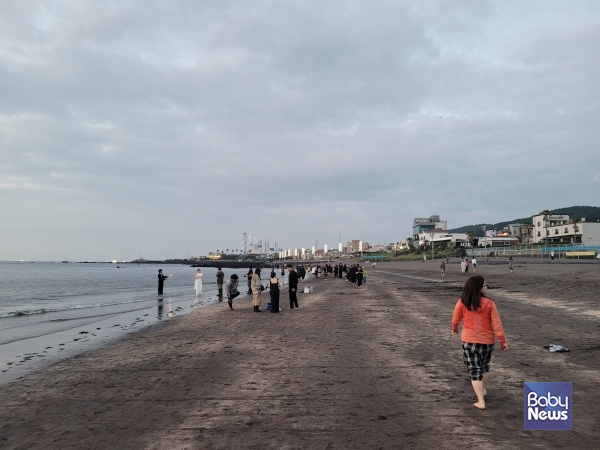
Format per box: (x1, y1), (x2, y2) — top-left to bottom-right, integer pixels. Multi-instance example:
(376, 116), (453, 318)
(0, 290), (200, 319)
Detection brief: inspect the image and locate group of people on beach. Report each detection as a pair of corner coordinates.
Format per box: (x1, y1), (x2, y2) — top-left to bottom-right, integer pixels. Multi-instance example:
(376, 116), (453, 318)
(236, 265), (299, 312)
(439, 256), (518, 278)
(157, 261), (509, 411)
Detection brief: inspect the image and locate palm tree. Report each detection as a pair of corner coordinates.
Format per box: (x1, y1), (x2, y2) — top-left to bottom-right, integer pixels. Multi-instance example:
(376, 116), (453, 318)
(571, 219), (580, 245)
(522, 221), (534, 244)
(466, 230), (476, 248)
(540, 209), (551, 243)
(226, 248), (229, 254)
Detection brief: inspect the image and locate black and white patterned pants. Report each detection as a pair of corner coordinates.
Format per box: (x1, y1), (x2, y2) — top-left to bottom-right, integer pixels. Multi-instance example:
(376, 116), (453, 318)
(462, 342), (494, 381)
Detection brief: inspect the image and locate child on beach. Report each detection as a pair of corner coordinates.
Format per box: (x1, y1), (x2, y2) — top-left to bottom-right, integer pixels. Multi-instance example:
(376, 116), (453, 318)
(440, 262), (446, 278)
(508, 257), (514, 273)
(472, 258), (477, 272)
(461, 259), (466, 274)
(452, 275), (508, 410)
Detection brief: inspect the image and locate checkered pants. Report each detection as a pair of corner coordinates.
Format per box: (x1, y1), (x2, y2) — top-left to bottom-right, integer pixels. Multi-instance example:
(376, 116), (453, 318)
(462, 342), (494, 381)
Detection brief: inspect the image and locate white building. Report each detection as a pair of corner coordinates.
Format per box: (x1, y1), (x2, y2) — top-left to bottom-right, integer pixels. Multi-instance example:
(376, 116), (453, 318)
(478, 236), (519, 247)
(532, 214), (600, 244)
(417, 230), (469, 247)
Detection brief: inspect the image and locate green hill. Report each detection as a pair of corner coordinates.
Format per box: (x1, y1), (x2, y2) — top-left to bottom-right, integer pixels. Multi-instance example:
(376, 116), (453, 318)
(449, 206), (600, 237)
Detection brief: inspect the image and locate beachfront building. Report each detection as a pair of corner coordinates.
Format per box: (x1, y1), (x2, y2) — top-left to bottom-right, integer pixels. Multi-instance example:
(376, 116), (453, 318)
(532, 213), (600, 244)
(417, 230), (468, 248)
(394, 240), (412, 251)
(412, 215), (447, 241)
(477, 236), (519, 247)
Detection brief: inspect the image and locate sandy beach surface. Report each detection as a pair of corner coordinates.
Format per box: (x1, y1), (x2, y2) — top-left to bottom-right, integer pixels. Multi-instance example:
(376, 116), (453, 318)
(1, 258), (599, 449)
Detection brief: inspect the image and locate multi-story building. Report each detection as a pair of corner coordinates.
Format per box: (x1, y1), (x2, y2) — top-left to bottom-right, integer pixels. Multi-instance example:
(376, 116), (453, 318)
(246, 233), (270, 255)
(346, 240), (369, 254)
(412, 216), (447, 241)
(532, 214), (600, 244)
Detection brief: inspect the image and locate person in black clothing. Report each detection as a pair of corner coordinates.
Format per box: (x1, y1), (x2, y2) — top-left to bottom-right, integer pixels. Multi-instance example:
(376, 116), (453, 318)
(286, 264), (299, 309)
(245, 266), (253, 294)
(216, 267), (225, 301)
(267, 271), (281, 313)
(157, 269), (168, 294)
(349, 265), (357, 286)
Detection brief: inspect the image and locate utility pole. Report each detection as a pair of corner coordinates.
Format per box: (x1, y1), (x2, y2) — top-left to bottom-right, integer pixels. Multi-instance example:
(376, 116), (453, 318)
(429, 232), (435, 260)
(482, 226), (487, 255)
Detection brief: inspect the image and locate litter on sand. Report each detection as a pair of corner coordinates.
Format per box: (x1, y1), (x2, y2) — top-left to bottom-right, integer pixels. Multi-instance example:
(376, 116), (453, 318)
(543, 344), (570, 352)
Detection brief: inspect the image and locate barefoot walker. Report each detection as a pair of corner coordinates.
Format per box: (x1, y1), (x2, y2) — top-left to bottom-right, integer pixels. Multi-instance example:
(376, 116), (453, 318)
(452, 275), (509, 410)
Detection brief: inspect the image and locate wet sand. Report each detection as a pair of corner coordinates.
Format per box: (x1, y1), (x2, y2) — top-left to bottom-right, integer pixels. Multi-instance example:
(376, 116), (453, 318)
(1, 259), (599, 449)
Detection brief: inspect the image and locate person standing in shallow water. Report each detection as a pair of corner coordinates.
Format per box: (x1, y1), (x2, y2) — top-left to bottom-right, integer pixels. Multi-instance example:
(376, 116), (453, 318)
(251, 268), (263, 312)
(157, 269), (168, 294)
(194, 269), (203, 295)
(216, 267), (225, 300)
(452, 275), (508, 410)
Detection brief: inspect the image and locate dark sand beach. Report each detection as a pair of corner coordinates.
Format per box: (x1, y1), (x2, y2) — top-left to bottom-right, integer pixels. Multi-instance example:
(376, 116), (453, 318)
(1, 259), (599, 449)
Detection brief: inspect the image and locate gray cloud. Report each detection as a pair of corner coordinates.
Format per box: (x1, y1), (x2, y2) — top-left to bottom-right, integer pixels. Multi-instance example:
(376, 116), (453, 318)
(1, 1), (600, 259)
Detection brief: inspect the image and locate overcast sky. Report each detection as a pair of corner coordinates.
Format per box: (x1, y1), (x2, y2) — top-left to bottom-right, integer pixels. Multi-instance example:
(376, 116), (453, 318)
(2, 1), (600, 260)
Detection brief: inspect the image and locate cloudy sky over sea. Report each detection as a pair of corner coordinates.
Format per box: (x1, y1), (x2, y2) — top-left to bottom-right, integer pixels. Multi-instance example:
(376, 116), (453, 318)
(2, 1), (600, 260)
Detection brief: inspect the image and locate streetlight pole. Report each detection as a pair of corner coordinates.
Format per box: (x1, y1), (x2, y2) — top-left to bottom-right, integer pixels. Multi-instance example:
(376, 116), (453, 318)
(482, 226), (487, 255)
(429, 232), (435, 260)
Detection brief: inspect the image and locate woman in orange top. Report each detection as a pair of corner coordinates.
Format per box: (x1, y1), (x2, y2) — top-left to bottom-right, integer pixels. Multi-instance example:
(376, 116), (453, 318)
(452, 275), (508, 410)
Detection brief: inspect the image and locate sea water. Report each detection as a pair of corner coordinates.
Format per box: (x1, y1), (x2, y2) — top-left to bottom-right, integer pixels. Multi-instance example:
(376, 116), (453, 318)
(0, 262), (273, 384)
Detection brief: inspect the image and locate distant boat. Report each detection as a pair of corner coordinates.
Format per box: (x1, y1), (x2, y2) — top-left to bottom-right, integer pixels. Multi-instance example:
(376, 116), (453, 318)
(62, 261), (69, 263)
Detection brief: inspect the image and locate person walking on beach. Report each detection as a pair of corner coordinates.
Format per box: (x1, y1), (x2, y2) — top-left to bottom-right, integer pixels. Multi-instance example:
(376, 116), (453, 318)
(157, 269), (168, 294)
(216, 267), (224, 300)
(465, 258), (470, 274)
(245, 266), (253, 295)
(508, 256), (514, 273)
(194, 269), (203, 295)
(440, 261), (446, 278)
(362, 268), (368, 285)
(472, 257), (477, 272)
(423, 254), (426, 263)
(460, 259), (466, 275)
(267, 271), (281, 313)
(251, 268), (263, 312)
(452, 275), (508, 410)
(225, 274), (240, 310)
(356, 266), (364, 288)
(286, 264), (299, 309)
(550, 250), (555, 262)
(446, 256), (450, 264)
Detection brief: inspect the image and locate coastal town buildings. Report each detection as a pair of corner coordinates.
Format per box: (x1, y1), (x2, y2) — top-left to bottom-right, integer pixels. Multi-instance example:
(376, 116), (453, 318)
(532, 214), (600, 244)
(412, 215), (447, 241)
